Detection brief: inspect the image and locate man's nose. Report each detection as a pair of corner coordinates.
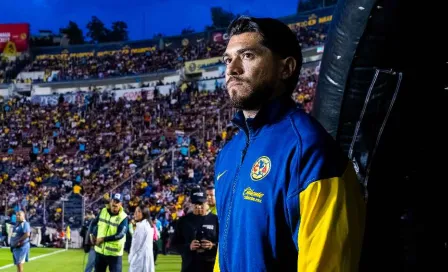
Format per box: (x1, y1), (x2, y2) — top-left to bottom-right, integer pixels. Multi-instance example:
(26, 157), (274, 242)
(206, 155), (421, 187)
(226, 57), (243, 76)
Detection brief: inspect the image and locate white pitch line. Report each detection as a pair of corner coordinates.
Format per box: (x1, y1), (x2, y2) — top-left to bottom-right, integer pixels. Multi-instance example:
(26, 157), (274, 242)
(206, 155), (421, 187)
(0, 249), (67, 270)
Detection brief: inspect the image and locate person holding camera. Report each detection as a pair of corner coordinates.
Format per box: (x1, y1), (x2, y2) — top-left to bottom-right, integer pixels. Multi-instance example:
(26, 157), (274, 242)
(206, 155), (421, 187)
(172, 188), (218, 272)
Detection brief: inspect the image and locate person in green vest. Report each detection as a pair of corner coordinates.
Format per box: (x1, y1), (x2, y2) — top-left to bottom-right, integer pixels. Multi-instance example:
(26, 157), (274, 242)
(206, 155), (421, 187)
(90, 193), (128, 272)
(206, 185), (217, 215)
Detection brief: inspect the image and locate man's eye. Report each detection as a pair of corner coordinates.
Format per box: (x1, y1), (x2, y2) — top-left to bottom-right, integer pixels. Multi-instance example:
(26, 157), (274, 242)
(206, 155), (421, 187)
(243, 53), (254, 59)
(223, 58), (231, 65)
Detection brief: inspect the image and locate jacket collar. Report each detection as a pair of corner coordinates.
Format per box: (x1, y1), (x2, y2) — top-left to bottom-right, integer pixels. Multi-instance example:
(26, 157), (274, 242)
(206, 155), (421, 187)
(231, 94), (297, 138)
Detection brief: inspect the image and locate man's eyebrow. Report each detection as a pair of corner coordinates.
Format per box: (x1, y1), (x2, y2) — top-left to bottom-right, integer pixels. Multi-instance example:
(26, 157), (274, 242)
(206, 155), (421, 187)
(223, 47), (262, 58)
(236, 47), (262, 54)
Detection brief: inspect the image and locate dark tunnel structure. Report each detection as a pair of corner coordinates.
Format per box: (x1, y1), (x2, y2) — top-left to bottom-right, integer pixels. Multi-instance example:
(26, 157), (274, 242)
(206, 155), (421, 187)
(312, 0), (447, 271)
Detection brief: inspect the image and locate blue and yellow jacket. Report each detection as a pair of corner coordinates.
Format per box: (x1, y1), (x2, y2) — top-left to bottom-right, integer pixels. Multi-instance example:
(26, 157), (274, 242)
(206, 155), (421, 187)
(213, 95), (365, 272)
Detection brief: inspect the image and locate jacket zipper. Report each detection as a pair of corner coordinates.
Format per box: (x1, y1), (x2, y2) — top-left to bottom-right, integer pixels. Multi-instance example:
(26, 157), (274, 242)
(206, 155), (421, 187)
(222, 135), (250, 271)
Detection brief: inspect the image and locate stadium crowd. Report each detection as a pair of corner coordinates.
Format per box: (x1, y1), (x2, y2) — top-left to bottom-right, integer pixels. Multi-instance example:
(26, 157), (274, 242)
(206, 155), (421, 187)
(0, 84), (231, 228)
(22, 40), (226, 82)
(292, 25), (328, 48)
(293, 65), (320, 113)
(12, 25), (326, 83)
(0, 57), (30, 84)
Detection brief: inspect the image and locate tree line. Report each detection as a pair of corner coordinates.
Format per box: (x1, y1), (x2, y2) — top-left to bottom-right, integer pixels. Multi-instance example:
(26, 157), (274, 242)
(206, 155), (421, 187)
(32, 7), (238, 47)
(31, 3), (336, 47)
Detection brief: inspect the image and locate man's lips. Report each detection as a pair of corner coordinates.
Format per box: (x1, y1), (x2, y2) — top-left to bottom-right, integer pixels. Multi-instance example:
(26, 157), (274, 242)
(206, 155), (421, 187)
(227, 81), (244, 88)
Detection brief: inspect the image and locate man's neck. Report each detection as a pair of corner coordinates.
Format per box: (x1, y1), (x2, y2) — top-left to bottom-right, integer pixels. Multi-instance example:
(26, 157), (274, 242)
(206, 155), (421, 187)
(108, 209), (120, 216)
(242, 90), (287, 119)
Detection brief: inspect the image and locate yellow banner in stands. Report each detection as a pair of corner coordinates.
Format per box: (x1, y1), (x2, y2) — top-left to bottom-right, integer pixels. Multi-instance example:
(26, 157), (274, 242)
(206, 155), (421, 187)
(97, 46), (156, 57)
(36, 51), (94, 60)
(130, 46), (157, 54)
(35, 47), (156, 59)
(2, 41), (17, 57)
(184, 57), (222, 74)
(288, 14), (333, 28)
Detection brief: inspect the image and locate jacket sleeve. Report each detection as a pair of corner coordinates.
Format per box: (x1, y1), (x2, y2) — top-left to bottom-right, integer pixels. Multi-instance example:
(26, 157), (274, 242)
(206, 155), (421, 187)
(84, 220), (94, 246)
(287, 134), (366, 272)
(89, 215), (100, 237)
(103, 218), (128, 242)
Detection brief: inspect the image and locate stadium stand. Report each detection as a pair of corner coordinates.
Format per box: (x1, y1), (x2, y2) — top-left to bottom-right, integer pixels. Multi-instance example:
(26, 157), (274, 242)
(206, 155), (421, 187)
(0, 85), (231, 227)
(0, 56), (30, 84)
(16, 24), (327, 83)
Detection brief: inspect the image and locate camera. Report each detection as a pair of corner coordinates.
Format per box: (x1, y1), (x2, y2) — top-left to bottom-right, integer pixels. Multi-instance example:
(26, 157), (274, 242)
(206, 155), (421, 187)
(195, 229), (206, 242)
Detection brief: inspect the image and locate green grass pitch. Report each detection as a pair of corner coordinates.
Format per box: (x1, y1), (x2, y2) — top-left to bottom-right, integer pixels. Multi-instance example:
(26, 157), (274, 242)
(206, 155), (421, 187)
(0, 248), (181, 272)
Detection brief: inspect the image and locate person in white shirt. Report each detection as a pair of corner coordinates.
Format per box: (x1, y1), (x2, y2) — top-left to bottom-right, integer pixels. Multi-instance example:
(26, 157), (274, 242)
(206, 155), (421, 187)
(128, 204), (155, 272)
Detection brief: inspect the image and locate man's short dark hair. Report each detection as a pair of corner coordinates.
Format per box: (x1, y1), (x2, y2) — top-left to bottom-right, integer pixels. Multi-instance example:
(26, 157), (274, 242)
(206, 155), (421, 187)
(227, 16), (303, 95)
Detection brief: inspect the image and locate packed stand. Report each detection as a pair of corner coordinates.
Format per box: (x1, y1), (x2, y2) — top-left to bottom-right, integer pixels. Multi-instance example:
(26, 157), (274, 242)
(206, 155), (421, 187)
(24, 50), (183, 81)
(293, 65), (320, 113)
(22, 25), (326, 83)
(84, 86), (230, 207)
(87, 86), (232, 211)
(0, 84), (230, 227)
(23, 40), (225, 82)
(0, 56), (31, 84)
(291, 25), (329, 49)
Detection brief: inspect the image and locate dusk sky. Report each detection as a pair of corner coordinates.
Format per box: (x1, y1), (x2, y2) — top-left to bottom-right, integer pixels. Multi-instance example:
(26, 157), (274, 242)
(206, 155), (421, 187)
(2, 0), (299, 40)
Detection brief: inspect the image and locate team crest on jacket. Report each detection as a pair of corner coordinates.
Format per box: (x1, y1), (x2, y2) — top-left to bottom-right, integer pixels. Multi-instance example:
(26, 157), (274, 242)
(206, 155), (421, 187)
(250, 156), (271, 181)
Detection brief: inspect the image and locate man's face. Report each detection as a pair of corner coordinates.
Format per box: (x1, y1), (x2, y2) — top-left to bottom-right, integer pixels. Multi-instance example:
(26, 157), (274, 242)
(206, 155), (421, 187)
(206, 189), (216, 206)
(224, 32), (281, 110)
(110, 199), (122, 214)
(193, 203), (209, 216)
(16, 212), (25, 222)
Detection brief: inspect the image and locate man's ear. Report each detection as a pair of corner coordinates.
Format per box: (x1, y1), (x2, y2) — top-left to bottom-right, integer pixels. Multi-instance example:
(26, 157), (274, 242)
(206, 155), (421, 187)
(281, 57), (297, 80)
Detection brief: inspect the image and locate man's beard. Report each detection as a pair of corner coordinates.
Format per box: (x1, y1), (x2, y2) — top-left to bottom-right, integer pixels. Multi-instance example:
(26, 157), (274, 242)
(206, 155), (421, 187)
(228, 82), (274, 111)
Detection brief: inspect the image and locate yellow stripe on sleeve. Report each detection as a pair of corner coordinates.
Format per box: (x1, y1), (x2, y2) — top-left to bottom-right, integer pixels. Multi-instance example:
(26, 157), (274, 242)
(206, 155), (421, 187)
(213, 248), (220, 272)
(298, 166), (365, 272)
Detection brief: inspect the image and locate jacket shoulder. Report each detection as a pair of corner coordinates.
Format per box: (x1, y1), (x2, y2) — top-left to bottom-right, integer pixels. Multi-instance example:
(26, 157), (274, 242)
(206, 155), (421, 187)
(287, 109), (347, 186)
(287, 109), (332, 143)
